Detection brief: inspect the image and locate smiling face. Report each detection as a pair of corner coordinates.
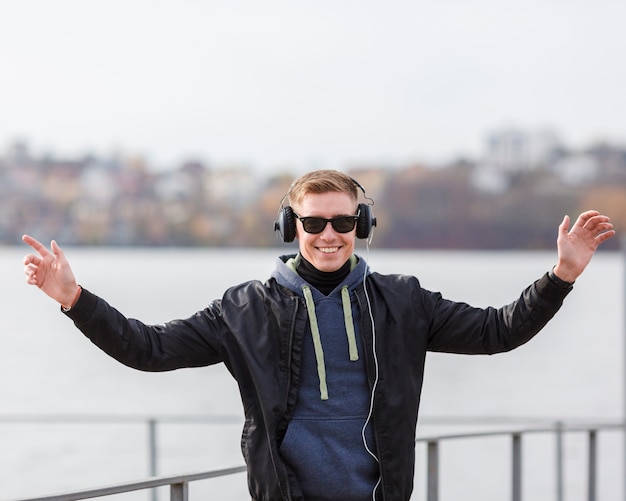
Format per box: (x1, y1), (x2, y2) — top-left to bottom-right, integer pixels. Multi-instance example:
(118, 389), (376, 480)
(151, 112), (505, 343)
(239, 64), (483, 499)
(293, 191), (358, 272)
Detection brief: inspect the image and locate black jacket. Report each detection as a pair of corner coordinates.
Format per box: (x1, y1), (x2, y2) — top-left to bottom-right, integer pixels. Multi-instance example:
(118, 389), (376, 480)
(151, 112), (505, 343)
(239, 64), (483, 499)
(65, 262), (571, 500)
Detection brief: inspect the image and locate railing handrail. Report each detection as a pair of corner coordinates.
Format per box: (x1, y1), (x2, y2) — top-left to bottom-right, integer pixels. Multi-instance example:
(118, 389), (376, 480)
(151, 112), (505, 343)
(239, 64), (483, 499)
(417, 420), (625, 501)
(12, 466), (247, 501)
(1, 412), (619, 421)
(415, 420), (625, 443)
(0, 413), (244, 424)
(6, 418), (625, 501)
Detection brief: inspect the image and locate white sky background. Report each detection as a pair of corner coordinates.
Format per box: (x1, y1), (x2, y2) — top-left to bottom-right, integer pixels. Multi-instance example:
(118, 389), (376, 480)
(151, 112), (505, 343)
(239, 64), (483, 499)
(1, 0), (625, 172)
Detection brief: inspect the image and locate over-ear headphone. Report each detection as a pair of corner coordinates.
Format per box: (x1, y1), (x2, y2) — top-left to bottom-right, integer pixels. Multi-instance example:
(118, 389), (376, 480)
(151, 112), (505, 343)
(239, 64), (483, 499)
(273, 177), (377, 243)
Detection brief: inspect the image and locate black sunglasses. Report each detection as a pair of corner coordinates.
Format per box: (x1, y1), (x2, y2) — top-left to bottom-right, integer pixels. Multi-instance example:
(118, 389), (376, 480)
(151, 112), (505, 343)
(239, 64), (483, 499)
(293, 211), (359, 234)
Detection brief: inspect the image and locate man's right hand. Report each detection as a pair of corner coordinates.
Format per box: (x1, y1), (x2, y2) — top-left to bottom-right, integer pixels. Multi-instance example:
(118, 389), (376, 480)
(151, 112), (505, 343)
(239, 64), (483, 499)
(22, 235), (81, 309)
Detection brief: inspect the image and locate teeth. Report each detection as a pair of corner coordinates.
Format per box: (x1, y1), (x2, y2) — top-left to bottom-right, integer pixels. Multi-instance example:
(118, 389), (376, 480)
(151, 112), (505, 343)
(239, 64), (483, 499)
(319, 247), (339, 253)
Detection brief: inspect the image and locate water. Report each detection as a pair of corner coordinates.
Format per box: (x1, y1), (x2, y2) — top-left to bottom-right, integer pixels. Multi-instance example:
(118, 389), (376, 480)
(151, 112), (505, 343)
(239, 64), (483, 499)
(0, 246), (623, 500)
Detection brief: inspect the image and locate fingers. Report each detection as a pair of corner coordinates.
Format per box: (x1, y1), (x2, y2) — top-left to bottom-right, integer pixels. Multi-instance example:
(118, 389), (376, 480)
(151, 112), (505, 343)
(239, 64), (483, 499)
(23, 255), (41, 273)
(590, 216), (616, 243)
(22, 234), (49, 257)
(558, 215), (570, 235)
(578, 210), (600, 219)
(50, 240), (66, 262)
(569, 211), (616, 247)
(583, 215), (613, 235)
(571, 210), (598, 229)
(575, 210), (612, 230)
(24, 263), (38, 285)
(22, 235), (55, 288)
(571, 211), (614, 233)
(22, 235), (47, 271)
(22, 235), (44, 284)
(596, 228), (616, 244)
(23, 260), (41, 286)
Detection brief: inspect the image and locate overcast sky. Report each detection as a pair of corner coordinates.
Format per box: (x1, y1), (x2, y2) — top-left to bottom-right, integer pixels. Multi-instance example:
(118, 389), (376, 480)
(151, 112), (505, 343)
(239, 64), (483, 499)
(2, 0), (625, 172)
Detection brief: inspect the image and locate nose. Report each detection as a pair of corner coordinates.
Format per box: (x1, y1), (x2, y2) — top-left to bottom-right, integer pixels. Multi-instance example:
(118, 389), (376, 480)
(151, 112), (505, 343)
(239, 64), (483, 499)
(318, 220), (337, 239)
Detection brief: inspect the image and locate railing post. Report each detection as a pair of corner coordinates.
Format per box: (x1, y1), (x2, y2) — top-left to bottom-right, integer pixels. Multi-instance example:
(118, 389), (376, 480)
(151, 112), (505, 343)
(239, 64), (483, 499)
(622, 235), (626, 501)
(556, 421), (564, 501)
(170, 481), (188, 501)
(149, 418), (158, 501)
(427, 440), (439, 501)
(588, 430), (597, 501)
(512, 433), (522, 501)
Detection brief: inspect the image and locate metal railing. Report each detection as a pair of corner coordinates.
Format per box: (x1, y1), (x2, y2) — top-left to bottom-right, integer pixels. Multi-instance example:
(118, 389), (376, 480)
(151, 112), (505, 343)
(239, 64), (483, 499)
(5, 417), (624, 501)
(13, 467), (247, 501)
(418, 421), (624, 501)
(0, 413), (244, 487)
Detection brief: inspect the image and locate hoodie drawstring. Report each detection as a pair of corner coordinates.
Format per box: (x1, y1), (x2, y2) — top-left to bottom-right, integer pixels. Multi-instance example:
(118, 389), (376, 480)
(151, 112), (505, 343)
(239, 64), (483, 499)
(342, 286), (359, 362)
(302, 285), (359, 400)
(302, 285), (328, 400)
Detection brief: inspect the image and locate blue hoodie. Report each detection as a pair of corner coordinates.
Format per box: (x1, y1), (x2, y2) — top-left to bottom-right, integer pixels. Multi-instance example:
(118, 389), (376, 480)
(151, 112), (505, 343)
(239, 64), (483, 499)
(271, 255), (379, 501)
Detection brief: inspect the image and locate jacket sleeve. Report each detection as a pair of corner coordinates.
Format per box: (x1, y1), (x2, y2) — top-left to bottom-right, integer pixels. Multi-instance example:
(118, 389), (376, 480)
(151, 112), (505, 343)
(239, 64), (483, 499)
(425, 272), (572, 354)
(63, 288), (225, 371)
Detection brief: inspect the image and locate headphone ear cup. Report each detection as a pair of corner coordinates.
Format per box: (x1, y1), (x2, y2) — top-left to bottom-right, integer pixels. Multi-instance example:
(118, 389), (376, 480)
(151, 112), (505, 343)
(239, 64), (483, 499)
(277, 206), (297, 243)
(356, 203), (375, 239)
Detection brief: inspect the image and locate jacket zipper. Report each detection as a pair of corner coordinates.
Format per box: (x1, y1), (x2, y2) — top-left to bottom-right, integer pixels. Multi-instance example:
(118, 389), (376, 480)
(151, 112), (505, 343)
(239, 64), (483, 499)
(283, 295), (299, 413)
(277, 295), (300, 500)
(356, 285), (386, 501)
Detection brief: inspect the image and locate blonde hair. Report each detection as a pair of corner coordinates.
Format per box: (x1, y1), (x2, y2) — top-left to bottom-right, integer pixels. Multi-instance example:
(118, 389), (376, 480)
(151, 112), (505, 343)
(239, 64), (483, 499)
(287, 169), (358, 209)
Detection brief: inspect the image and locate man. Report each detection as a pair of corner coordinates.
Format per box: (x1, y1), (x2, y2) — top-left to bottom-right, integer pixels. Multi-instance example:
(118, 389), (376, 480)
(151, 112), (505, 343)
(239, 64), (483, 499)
(22, 169), (615, 500)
